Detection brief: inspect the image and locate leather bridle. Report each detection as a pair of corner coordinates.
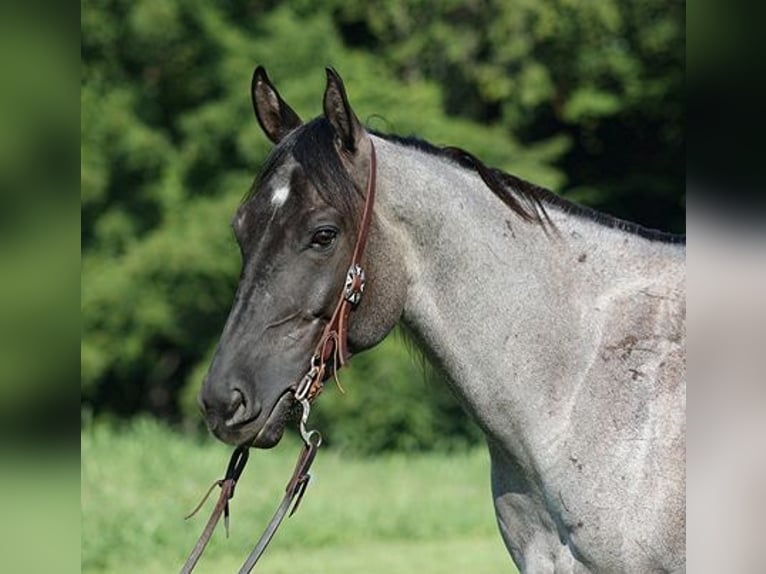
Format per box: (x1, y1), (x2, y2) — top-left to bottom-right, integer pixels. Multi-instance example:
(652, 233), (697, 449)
(180, 141), (377, 574)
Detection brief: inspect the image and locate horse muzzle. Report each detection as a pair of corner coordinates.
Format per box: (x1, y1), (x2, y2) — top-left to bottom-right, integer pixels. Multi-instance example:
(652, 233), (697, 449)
(199, 379), (296, 447)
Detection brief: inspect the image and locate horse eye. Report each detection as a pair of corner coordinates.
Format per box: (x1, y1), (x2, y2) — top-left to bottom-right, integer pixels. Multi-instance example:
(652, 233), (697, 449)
(310, 227), (338, 248)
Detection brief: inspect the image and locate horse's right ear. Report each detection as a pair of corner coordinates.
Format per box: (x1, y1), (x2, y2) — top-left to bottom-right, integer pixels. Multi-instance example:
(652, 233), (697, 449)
(251, 66), (302, 144)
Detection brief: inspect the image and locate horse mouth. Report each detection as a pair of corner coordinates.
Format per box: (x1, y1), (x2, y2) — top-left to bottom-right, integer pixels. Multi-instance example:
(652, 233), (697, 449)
(247, 390), (296, 448)
(212, 390), (295, 448)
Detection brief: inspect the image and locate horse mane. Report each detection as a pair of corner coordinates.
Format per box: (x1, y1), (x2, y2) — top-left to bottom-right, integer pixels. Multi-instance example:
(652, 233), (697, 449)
(374, 131), (686, 245)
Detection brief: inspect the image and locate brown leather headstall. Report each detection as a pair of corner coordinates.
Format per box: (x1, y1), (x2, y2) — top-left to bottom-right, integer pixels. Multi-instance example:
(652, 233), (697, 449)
(180, 141), (377, 574)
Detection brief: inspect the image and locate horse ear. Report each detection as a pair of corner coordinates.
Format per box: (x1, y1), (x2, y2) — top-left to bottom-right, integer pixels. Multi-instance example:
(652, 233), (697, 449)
(251, 66), (302, 144)
(323, 67), (365, 153)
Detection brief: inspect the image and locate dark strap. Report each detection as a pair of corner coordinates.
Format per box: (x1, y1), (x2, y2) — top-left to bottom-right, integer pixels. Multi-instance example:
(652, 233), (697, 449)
(238, 434), (320, 572)
(318, 140), (377, 367)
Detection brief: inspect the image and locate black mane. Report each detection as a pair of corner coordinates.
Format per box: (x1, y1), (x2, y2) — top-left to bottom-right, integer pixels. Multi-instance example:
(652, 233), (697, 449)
(374, 131), (685, 245)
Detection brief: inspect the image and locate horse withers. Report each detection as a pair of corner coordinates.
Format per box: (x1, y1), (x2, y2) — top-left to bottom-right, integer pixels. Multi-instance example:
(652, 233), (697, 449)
(198, 67), (686, 573)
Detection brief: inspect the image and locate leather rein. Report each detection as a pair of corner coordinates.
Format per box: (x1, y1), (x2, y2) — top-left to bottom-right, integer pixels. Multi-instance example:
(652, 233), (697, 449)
(180, 141), (377, 574)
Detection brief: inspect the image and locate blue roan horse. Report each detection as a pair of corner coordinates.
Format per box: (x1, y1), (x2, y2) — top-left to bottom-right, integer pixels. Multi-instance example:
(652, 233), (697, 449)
(199, 67), (686, 572)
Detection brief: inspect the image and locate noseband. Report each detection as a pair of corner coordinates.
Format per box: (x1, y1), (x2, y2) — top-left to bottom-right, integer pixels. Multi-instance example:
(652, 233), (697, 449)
(180, 141), (377, 574)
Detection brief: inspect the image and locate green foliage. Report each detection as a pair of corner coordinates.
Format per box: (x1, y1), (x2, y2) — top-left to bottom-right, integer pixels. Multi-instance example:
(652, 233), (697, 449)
(81, 1), (684, 451)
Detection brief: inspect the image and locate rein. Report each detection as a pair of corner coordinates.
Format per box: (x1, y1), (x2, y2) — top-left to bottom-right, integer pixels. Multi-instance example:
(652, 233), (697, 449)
(180, 141), (377, 573)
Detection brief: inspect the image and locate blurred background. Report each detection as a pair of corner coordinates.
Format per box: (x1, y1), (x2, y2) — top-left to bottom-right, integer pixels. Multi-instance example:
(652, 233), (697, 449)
(0, 2), (79, 573)
(85, 0), (687, 572)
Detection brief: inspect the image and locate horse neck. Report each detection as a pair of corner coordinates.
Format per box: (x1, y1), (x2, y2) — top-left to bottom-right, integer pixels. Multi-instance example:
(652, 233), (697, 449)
(371, 135), (684, 459)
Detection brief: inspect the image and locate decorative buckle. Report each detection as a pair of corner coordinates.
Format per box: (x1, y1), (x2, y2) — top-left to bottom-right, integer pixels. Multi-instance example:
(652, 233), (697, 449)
(343, 264), (365, 306)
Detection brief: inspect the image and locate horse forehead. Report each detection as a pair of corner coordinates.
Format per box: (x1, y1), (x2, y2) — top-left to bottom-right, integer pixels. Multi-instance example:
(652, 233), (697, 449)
(234, 168), (340, 263)
(262, 159), (301, 208)
(237, 160), (307, 228)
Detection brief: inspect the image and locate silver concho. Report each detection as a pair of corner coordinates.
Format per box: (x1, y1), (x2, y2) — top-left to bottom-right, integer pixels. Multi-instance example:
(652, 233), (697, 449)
(343, 264), (366, 306)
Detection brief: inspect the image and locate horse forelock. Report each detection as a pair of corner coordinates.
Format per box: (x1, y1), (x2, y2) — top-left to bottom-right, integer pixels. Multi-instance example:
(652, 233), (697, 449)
(245, 118), (363, 233)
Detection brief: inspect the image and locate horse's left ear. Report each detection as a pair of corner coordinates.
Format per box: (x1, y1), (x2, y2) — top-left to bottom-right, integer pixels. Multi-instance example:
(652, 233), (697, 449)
(252, 66), (303, 144)
(323, 67), (367, 154)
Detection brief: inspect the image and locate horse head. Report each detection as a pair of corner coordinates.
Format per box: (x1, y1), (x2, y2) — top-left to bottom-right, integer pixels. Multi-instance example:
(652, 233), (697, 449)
(199, 67), (406, 447)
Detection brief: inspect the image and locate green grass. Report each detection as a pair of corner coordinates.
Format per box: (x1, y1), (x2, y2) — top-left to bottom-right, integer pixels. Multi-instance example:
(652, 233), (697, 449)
(0, 448), (79, 573)
(81, 418), (516, 573)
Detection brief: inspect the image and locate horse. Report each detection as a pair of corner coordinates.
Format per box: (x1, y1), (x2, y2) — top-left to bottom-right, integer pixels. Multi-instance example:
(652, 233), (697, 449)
(198, 66), (686, 573)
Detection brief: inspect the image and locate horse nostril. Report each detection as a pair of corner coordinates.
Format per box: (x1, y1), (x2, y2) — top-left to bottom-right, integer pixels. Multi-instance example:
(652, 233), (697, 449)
(225, 388), (260, 427)
(227, 387), (244, 415)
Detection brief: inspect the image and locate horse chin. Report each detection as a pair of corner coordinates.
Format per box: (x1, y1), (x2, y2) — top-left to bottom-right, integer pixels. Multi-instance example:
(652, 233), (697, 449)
(248, 391), (295, 449)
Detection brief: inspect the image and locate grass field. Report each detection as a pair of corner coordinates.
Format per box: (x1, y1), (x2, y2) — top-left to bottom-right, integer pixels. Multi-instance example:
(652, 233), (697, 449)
(81, 418), (517, 573)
